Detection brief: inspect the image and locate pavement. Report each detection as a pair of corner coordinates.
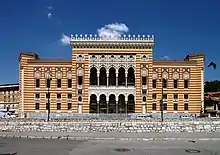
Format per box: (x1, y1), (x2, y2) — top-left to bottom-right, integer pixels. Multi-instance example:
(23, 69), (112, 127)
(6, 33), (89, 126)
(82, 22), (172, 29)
(0, 138), (220, 155)
(1, 131), (220, 141)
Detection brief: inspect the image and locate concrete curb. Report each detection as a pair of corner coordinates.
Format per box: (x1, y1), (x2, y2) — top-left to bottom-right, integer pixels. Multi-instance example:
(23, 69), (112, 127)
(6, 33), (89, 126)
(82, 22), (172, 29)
(1, 134), (220, 141)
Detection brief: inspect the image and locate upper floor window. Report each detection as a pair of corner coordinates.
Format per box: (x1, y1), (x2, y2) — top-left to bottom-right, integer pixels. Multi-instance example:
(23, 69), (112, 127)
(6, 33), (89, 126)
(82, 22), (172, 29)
(57, 103), (61, 110)
(184, 103), (188, 111)
(57, 71), (62, 88)
(78, 76), (83, 85)
(35, 71), (40, 88)
(57, 79), (61, 88)
(142, 96), (146, 102)
(152, 94), (157, 99)
(173, 79), (178, 88)
(57, 94), (61, 99)
(46, 79), (51, 88)
(45, 72), (52, 88)
(142, 76), (147, 85)
(35, 93), (40, 99)
(162, 94), (167, 99)
(184, 94), (188, 99)
(152, 79), (157, 88)
(152, 103), (156, 111)
(68, 93), (72, 99)
(184, 80), (189, 89)
(68, 79), (72, 88)
(173, 94), (178, 99)
(36, 79), (40, 88)
(183, 72), (189, 89)
(162, 79), (167, 88)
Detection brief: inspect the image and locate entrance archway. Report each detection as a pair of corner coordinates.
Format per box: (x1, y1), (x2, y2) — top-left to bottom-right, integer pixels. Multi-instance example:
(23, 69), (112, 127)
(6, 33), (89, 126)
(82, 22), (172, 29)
(89, 94), (97, 113)
(127, 94), (135, 113)
(99, 94), (107, 113)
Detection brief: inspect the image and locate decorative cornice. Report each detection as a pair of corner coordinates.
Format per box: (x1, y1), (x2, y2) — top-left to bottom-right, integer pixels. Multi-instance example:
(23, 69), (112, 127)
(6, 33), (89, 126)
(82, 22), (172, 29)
(70, 34), (154, 49)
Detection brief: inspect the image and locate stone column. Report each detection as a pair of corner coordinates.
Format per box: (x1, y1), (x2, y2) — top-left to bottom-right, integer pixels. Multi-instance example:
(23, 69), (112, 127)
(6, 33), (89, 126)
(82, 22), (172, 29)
(125, 72), (128, 87)
(107, 72), (109, 87)
(116, 100), (118, 114)
(116, 71), (118, 87)
(97, 72), (100, 86)
(125, 100), (128, 114)
(97, 101), (99, 113)
(106, 101), (109, 114)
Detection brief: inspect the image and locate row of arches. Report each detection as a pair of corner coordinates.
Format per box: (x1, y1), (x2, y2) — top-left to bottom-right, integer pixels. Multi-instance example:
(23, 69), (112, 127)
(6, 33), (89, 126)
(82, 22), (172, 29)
(89, 94), (135, 113)
(90, 67), (135, 86)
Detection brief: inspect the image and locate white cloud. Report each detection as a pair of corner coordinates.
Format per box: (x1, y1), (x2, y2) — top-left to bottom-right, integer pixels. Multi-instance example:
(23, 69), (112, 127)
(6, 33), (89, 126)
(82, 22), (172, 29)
(161, 56), (170, 60)
(48, 13), (52, 19)
(60, 34), (70, 45)
(48, 6), (53, 10)
(97, 23), (129, 39)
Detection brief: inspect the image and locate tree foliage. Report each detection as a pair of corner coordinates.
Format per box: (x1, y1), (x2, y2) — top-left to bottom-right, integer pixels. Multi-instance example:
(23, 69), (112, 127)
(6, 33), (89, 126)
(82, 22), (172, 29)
(204, 80), (220, 92)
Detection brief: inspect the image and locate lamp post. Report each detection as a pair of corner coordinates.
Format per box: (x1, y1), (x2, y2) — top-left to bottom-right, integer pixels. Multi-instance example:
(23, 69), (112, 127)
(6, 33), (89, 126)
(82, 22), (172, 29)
(47, 78), (52, 122)
(160, 76), (164, 122)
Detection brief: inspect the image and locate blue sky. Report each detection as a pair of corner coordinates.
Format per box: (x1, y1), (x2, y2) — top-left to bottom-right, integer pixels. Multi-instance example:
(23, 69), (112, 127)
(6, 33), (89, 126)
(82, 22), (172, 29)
(0, 0), (219, 84)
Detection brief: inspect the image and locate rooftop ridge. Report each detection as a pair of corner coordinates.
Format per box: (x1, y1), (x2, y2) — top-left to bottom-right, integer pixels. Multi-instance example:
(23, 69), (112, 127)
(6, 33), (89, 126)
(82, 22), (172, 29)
(70, 34), (154, 41)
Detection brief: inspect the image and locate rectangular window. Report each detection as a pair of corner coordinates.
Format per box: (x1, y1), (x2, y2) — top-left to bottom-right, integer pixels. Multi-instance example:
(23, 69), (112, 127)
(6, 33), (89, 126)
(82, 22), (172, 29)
(142, 89), (146, 95)
(57, 79), (61, 88)
(152, 103), (156, 111)
(57, 94), (61, 99)
(162, 79), (167, 88)
(78, 89), (82, 95)
(4, 96), (6, 102)
(36, 79), (40, 88)
(46, 79), (51, 88)
(46, 93), (50, 99)
(174, 94), (178, 99)
(152, 79), (157, 88)
(162, 94), (167, 99)
(184, 94), (188, 99)
(35, 93), (40, 99)
(163, 103), (167, 111)
(142, 76), (147, 85)
(152, 94), (157, 99)
(8, 96), (10, 102)
(35, 103), (40, 110)
(160, 103), (167, 111)
(184, 80), (189, 88)
(12, 96), (15, 102)
(173, 79), (178, 88)
(46, 103), (49, 110)
(57, 103), (61, 110)
(68, 103), (72, 110)
(184, 103), (188, 111)
(78, 76), (83, 85)
(68, 79), (72, 88)
(174, 103), (178, 111)
(68, 93), (72, 99)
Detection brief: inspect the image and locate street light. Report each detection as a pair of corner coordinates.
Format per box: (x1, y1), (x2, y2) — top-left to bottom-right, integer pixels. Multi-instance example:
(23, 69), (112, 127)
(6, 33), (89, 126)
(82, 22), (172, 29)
(47, 78), (52, 122)
(160, 76), (164, 122)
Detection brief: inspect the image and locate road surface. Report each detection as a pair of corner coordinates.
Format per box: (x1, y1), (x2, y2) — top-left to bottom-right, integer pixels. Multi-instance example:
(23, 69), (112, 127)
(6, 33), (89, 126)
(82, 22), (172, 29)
(0, 137), (220, 155)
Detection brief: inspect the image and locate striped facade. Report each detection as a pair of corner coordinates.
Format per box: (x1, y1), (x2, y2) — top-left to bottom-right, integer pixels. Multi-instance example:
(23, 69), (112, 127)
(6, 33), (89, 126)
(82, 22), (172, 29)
(18, 35), (204, 117)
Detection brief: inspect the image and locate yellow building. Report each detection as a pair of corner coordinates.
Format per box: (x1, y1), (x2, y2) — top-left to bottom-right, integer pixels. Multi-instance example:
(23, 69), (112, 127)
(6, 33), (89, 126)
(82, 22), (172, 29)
(18, 34), (204, 118)
(0, 83), (19, 114)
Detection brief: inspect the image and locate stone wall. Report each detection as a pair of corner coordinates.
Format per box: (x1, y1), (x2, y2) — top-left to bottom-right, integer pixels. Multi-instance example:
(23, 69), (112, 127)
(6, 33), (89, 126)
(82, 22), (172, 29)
(0, 119), (220, 132)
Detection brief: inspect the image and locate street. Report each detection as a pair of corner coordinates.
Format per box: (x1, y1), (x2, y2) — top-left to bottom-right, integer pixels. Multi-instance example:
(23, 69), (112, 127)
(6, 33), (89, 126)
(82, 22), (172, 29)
(0, 137), (220, 155)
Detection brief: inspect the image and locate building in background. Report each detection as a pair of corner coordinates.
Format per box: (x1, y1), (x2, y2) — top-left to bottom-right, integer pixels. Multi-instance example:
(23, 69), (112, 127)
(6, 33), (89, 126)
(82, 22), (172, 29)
(18, 34), (204, 118)
(0, 83), (19, 114)
(204, 92), (220, 117)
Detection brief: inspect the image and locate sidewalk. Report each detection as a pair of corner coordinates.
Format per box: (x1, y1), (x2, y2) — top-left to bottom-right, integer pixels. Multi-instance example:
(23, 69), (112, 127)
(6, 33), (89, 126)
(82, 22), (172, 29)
(1, 131), (220, 141)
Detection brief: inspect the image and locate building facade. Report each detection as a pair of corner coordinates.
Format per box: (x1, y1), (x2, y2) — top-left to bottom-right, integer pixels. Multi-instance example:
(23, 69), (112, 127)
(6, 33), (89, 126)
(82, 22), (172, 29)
(0, 83), (19, 114)
(19, 34), (204, 118)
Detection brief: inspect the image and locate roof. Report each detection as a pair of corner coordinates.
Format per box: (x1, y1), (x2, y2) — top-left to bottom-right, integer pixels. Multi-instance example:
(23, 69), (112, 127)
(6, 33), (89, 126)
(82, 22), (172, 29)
(18, 52), (39, 61)
(153, 60), (197, 66)
(28, 59), (72, 65)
